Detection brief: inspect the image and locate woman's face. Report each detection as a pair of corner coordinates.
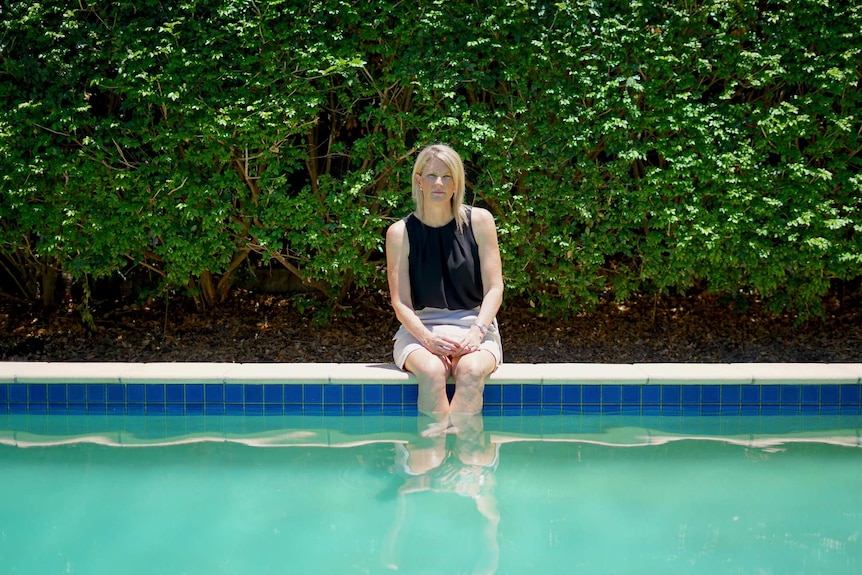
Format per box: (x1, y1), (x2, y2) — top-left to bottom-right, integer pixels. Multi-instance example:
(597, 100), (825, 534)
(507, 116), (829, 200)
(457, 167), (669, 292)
(417, 157), (455, 207)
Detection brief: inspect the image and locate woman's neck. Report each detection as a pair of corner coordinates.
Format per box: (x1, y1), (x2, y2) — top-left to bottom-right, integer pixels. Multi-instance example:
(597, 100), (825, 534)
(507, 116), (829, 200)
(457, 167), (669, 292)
(419, 204), (455, 228)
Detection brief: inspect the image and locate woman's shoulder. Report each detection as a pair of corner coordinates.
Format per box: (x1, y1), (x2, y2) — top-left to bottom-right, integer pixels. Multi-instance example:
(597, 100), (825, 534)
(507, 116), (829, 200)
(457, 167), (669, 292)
(387, 217), (406, 234)
(386, 216), (411, 245)
(468, 206), (493, 219)
(468, 206), (496, 228)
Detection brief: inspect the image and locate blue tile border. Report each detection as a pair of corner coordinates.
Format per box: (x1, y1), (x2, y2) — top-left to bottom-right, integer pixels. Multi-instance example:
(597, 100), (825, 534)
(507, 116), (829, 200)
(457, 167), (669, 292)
(0, 382), (860, 416)
(1, 362), (860, 416)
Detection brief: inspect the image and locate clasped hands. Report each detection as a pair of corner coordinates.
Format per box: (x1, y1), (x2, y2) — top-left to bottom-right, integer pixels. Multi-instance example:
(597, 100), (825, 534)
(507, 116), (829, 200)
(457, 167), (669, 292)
(424, 328), (484, 361)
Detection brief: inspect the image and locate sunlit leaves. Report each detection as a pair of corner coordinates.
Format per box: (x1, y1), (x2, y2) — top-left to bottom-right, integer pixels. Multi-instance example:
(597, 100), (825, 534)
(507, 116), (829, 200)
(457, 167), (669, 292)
(1, 0), (859, 315)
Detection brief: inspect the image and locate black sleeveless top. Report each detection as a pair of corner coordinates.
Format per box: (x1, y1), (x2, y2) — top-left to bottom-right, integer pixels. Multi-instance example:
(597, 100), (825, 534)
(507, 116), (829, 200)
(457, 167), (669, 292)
(406, 209), (484, 311)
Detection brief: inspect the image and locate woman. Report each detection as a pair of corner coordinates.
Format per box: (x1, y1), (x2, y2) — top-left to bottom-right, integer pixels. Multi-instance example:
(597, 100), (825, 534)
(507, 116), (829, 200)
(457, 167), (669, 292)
(386, 144), (503, 416)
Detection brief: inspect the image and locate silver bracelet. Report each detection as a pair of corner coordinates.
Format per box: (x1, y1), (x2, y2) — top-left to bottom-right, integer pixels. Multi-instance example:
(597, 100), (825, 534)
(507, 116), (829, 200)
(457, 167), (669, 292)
(472, 322), (489, 336)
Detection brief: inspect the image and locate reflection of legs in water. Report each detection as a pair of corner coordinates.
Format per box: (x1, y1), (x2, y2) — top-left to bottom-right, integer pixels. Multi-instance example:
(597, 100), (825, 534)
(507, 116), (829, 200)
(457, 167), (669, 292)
(383, 412), (501, 573)
(473, 494), (501, 575)
(452, 413), (500, 575)
(400, 414), (448, 475)
(419, 413), (452, 439)
(451, 412), (497, 467)
(383, 415), (447, 570)
(410, 412), (497, 468)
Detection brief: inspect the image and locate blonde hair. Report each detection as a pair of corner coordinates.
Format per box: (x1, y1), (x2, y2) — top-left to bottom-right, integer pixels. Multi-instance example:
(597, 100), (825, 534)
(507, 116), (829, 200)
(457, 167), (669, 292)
(411, 144), (468, 231)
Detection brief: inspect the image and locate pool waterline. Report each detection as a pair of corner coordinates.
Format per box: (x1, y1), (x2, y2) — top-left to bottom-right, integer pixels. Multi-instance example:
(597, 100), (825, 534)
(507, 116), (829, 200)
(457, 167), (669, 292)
(2, 411), (862, 450)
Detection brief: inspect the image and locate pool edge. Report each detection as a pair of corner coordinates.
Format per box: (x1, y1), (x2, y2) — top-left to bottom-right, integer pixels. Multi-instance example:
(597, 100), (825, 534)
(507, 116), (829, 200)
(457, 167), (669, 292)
(1, 361), (860, 385)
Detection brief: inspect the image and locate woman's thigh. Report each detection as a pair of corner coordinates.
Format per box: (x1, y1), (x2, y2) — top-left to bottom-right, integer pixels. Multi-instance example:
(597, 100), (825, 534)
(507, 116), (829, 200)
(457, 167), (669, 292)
(404, 347), (451, 382)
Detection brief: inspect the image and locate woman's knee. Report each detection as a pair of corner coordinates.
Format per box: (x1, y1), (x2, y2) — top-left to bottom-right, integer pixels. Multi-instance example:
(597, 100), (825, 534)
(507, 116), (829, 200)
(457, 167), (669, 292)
(406, 350), (450, 384)
(453, 352), (495, 385)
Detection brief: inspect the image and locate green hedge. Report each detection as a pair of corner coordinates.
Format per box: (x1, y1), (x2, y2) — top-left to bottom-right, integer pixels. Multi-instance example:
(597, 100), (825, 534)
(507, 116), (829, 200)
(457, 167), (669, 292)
(1, 0), (860, 316)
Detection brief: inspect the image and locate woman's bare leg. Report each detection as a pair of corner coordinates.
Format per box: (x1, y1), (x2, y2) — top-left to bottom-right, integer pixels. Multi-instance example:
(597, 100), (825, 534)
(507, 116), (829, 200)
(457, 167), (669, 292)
(450, 350), (496, 414)
(404, 347), (451, 416)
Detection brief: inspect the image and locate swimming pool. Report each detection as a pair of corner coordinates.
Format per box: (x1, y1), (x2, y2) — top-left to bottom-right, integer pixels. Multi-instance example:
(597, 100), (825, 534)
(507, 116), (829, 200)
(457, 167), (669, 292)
(2, 412), (861, 574)
(1, 362), (861, 574)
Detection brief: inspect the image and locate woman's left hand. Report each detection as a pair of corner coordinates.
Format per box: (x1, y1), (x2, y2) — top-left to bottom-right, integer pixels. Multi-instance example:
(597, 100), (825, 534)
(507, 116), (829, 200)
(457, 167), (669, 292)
(453, 325), (485, 356)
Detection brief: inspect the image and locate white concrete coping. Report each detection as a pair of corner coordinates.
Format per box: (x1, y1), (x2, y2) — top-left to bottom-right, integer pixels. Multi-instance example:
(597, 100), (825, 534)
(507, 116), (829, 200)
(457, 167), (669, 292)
(730, 363), (862, 384)
(222, 363), (339, 385)
(0, 362), (860, 385)
(118, 362), (241, 384)
(637, 363), (752, 385)
(0, 362), (129, 384)
(535, 363), (651, 384)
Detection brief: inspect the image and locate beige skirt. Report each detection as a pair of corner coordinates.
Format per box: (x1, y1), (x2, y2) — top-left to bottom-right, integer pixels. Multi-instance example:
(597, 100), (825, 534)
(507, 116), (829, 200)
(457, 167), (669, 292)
(392, 307), (503, 370)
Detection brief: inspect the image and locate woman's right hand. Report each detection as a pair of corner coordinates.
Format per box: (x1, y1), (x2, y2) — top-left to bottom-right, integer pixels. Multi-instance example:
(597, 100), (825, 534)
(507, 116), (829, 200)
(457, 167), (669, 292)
(423, 332), (462, 358)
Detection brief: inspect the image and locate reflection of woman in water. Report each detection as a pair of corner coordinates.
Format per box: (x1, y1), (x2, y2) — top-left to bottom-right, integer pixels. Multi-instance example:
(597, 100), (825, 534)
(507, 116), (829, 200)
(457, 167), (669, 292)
(382, 413), (501, 574)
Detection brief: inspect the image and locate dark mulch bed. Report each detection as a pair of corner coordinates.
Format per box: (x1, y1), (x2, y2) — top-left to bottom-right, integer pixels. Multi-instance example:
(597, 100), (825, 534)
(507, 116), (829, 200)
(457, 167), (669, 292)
(2, 291), (861, 364)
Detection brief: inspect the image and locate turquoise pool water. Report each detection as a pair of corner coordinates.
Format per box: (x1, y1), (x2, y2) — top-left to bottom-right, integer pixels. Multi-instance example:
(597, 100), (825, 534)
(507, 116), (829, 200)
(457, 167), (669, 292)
(1, 414), (861, 574)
